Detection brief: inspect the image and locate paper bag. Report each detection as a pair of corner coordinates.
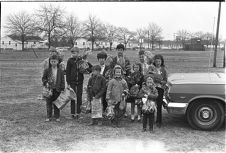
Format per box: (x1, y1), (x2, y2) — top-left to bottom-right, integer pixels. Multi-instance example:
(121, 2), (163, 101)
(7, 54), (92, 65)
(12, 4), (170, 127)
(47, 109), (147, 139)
(53, 87), (76, 110)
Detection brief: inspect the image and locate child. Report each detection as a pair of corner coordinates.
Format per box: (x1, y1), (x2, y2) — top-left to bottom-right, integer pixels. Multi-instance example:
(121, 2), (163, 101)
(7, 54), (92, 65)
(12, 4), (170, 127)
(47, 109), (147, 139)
(138, 77), (158, 132)
(42, 55), (65, 122)
(87, 65), (106, 126)
(66, 47), (92, 119)
(106, 65), (129, 127)
(153, 54), (168, 128)
(126, 62), (144, 122)
(96, 51), (110, 112)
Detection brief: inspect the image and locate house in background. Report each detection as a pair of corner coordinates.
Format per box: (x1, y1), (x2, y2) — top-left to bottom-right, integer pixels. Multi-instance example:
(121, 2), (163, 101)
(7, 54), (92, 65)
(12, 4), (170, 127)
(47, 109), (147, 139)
(74, 38), (91, 49)
(1, 35), (48, 50)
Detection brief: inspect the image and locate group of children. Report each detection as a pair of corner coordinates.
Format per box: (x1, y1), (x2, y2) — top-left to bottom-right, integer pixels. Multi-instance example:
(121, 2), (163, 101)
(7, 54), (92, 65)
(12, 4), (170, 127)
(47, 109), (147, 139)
(41, 46), (168, 133)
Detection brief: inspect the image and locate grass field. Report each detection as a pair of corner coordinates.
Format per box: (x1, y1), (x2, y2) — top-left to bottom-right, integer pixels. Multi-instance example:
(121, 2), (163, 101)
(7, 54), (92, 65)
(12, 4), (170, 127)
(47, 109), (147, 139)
(0, 49), (225, 153)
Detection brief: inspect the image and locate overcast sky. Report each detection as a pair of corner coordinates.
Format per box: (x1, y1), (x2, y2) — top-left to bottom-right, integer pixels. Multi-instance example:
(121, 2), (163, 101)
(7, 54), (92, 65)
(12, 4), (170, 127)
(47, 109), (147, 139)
(1, 2), (225, 40)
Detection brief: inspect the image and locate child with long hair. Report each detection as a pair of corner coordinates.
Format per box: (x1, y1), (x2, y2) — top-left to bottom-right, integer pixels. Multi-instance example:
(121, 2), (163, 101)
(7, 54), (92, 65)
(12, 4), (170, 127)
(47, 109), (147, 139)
(153, 54), (168, 128)
(42, 55), (65, 122)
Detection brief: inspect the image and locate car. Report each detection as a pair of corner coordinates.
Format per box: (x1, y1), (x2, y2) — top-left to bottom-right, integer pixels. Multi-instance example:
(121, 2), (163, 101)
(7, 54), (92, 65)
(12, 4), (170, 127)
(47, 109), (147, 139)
(165, 73), (225, 131)
(56, 47), (70, 52)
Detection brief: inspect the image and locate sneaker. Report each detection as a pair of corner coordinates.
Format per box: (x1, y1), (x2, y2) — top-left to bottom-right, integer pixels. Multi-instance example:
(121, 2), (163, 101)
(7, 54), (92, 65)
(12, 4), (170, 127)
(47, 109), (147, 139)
(142, 128), (146, 132)
(131, 119), (135, 122)
(56, 118), (60, 122)
(45, 118), (50, 122)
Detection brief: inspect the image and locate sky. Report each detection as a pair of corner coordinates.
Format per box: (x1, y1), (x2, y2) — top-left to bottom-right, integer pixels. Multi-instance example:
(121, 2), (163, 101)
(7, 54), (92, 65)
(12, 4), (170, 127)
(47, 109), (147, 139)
(1, 2), (225, 40)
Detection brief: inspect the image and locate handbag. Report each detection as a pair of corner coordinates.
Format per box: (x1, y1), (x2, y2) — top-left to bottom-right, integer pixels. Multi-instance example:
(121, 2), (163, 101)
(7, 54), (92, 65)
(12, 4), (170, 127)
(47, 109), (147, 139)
(53, 87), (76, 110)
(42, 86), (52, 99)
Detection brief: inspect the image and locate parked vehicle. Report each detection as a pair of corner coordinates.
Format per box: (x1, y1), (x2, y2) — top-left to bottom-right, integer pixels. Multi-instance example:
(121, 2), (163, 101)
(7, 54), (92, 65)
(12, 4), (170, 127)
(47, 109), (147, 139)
(165, 73), (225, 130)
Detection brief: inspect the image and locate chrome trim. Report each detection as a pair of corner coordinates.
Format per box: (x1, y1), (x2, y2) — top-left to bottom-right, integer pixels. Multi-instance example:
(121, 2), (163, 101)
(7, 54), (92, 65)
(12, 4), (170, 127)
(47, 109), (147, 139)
(167, 102), (188, 114)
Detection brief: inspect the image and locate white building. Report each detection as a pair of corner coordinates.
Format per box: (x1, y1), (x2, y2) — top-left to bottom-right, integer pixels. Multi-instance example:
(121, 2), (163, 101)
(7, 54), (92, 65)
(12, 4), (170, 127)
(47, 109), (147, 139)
(74, 38), (91, 49)
(1, 35), (48, 50)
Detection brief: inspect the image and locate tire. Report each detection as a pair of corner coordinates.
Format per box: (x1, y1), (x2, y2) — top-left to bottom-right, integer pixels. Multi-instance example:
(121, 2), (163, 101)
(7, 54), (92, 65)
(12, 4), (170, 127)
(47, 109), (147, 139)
(187, 100), (224, 131)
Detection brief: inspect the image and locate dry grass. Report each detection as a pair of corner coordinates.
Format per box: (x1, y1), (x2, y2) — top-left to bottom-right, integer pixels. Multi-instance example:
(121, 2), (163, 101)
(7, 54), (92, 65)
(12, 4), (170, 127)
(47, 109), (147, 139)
(0, 49), (225, 153)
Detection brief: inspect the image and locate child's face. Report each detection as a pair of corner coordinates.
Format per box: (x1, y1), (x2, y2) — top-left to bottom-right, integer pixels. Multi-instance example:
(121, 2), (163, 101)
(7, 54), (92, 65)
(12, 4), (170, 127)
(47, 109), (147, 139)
(92, 70), (100, 76)
(98, 58), (106, 66)
(133, 65), (139, 72)
(155, 58), (162, 67)
(71, 51), (79, 57)
(117, 50), (124, 58)
(146, 78), (154, 87)
(50, 59), (58, 67)
(50, 51), (57, 56)
(139, 54), (145, 63)
(115, 68), (122, 77)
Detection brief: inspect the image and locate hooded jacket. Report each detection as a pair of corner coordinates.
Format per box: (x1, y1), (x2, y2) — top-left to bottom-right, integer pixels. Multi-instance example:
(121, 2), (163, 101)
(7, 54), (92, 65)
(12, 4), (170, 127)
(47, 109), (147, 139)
(106, 65), (128, 105)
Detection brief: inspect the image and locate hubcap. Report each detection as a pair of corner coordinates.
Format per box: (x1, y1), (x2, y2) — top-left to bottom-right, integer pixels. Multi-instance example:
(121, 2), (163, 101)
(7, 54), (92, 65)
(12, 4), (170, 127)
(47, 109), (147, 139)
(198, 107), (213, 120)
(195, 106), (217, 126)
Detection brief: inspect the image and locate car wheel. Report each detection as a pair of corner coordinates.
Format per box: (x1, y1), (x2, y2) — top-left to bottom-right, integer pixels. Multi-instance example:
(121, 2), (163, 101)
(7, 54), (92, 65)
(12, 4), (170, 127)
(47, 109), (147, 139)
(187, 100), (224, 130)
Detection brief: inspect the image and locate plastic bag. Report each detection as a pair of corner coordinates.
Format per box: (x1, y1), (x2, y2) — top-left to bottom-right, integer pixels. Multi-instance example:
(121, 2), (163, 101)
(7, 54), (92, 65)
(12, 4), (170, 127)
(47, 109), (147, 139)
(91, 98), (103, 118)
(42, 87), (52, 99)
(105, 105), (115, 120)
(53, 87), (76, 110)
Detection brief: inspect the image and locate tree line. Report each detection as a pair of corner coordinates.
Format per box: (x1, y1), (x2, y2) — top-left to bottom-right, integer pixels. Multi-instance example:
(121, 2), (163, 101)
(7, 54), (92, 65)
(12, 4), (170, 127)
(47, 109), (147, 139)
(4, 4), (221, 51)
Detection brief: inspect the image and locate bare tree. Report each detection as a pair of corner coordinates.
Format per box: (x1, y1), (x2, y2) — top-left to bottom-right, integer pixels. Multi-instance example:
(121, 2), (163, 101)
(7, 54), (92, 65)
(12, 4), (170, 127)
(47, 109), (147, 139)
(156, 36), (164, 49)
(136, 28), (146, 48)
(63, 14), (82, 47)
(83, 15), (104, 51)
(35, 4), (65, 49)
(116, 27), (135, 49)
(103, 24), (118, 51)
(146, 23), (162, 50)
(4, 11), (35, 51)
(176, 29), (190, 49)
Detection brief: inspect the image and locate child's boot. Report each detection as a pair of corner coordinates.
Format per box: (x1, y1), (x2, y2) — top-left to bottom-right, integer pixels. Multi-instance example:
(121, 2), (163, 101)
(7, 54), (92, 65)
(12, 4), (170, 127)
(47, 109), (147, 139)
(45, 118), (50, 122)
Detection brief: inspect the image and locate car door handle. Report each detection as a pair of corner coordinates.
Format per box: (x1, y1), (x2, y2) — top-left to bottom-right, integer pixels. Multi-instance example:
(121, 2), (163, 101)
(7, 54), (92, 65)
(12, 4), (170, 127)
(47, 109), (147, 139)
(180, 96), (186, 99)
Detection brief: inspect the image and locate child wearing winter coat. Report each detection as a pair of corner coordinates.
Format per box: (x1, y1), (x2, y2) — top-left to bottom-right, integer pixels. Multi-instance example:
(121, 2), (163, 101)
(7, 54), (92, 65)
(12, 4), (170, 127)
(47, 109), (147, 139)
(138, 77), (158, 132)
(87, 65), (106, 126)
(106, 65), (129, 127)
(126, 62), (144, 122)
(42, 55), (65, 122)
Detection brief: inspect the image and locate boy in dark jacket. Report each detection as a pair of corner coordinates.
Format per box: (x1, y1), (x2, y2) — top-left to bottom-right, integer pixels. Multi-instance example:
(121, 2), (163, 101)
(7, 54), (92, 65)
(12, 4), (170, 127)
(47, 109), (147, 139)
(42, 55), (65, 122)
(87, 65), (106, 125)
(66, 47), (92, 119)
(97, 51), (111, 112)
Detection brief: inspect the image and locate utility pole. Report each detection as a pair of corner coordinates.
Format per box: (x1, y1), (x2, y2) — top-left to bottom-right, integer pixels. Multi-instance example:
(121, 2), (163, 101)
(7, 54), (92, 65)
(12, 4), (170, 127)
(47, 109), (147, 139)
(223, 42), (225, 68)
(213, 2), (221, 67)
